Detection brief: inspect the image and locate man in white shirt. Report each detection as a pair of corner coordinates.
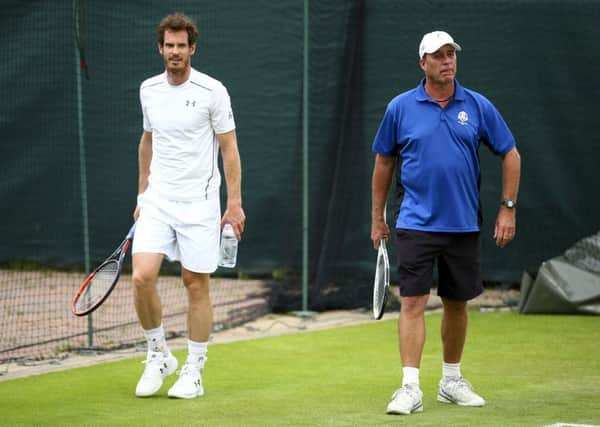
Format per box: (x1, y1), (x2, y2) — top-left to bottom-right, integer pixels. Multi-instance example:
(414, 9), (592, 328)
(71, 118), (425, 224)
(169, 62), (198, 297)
(132, 12), (245, 399)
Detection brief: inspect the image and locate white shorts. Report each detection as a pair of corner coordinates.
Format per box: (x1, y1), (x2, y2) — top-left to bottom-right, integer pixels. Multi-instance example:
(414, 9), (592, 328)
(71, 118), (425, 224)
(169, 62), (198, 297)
(132, 189), (221, 273)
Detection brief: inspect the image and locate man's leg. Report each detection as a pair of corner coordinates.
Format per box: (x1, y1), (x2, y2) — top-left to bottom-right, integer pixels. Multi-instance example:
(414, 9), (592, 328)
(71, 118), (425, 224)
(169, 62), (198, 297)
(399, 295), (429, 369)
(181, 269), (212, 342)
(133, 252), (178, 397)
(436, 232), (485, 407)
(132, 252), (164, 330)
(437, 297), (485, 406)
(440, 298), (468, 364)
(388, 229), (437, 415)
(387, 294), (428, 415)
(167, 268), (211, 399)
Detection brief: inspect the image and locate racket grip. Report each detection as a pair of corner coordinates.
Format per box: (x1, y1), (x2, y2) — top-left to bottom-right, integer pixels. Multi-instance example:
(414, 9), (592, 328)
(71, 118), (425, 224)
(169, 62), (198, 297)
(127, 223), (136, 239)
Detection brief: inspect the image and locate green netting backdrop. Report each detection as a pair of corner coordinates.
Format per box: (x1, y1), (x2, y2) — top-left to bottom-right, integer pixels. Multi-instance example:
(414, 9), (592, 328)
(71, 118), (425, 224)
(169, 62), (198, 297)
(1, 0), (599, 359)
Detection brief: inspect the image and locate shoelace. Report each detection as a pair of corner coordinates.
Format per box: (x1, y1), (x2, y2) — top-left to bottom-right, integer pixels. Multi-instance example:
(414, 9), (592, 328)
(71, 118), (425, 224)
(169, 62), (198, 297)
(141, 354), (162, 365)
(392, 385), (420, 401)
(445, 377), (474, 395)
(176, 364), (200, 377)
(140, 354), (164, 378)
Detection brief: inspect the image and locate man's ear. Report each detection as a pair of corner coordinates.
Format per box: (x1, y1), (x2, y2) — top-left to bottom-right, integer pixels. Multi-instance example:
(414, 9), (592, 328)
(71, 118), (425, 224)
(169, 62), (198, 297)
(157, 43), (163, 55)
(190, 44), (196, 55)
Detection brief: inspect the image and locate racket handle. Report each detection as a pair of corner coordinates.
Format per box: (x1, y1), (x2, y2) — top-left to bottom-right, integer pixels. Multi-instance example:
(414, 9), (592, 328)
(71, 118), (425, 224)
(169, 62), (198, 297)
(126, 223), (136, 239)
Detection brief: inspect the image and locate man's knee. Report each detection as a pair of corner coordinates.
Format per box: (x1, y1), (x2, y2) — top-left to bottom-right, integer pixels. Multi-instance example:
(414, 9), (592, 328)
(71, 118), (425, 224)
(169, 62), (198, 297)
(132, 253), (162, 290)
(400, 295), (428, 316)
(132, 269), (158, 291)
(441, 298), (468, 314)
(182, 271), (210, 299)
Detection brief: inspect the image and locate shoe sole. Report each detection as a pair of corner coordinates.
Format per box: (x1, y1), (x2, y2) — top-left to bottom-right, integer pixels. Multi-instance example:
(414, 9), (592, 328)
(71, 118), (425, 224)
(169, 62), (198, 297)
(168, 388), (204, 399)
(136, 390), (159, 397)
(386, 402), (423, 415)
(437, 392), (485, 407)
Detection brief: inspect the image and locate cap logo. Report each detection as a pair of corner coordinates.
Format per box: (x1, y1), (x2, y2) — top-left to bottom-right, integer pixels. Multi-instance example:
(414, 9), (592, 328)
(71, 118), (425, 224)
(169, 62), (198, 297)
(457, 111), (469, 125)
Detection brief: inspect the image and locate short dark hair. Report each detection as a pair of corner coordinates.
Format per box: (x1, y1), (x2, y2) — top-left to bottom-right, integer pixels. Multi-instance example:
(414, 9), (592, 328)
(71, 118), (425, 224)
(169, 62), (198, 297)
(157, 13), (199, 46)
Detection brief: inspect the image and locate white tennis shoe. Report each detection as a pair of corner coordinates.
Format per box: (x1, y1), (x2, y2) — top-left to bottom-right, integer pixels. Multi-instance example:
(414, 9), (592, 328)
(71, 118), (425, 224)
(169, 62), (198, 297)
(386, 384), (423, 415)
(437, 377), (486, 407)
(167, 363), (204, 399)
(135, 351), (178, 397)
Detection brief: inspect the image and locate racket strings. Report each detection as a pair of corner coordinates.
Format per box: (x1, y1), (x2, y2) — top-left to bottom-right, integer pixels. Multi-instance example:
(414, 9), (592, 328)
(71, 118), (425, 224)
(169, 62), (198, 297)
(373, 242), (390, 319)
(75, 261), (119, 312)
(374, 256), (386, 299)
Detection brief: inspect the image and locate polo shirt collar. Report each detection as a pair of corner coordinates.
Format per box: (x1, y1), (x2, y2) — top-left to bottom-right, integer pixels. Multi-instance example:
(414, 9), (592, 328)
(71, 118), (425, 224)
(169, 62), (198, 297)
(416, 78), (466, 102)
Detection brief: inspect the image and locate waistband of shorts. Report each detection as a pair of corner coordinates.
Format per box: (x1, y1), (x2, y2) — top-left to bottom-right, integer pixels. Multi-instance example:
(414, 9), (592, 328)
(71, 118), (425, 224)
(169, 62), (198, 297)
(143, 185), (219, 202)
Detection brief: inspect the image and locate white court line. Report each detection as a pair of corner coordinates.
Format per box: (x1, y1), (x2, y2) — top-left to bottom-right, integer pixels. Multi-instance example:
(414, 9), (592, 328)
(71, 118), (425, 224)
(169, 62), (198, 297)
(545, 424), (600, 427)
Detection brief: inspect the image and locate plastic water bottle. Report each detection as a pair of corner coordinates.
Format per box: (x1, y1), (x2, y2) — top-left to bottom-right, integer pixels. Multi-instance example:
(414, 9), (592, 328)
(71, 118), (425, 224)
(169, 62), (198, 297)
(218, 223), (238, 268)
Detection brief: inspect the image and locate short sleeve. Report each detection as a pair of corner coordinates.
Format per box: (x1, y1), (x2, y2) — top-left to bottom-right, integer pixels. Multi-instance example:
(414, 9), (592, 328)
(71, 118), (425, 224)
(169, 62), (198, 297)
(480, 98), (516, 155)
(140, 86), (151, 132)
(210, 83), (236, 134)
(372, 103), (398, 156)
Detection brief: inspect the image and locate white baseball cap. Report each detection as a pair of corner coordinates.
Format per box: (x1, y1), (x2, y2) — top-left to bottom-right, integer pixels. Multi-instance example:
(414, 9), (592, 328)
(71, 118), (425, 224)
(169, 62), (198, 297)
(419, 31), (462, 59)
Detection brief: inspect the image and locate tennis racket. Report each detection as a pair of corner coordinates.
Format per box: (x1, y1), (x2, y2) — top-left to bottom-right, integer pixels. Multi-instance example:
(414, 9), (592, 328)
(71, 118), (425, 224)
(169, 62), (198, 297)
(372, 238), (390, 320)
(71, 223), (136, 316)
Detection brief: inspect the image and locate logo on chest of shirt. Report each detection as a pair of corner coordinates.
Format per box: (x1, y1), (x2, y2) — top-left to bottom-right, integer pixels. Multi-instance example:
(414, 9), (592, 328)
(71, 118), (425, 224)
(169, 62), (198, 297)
(457, 111), (469, 125)
(186, 99), (196, 107)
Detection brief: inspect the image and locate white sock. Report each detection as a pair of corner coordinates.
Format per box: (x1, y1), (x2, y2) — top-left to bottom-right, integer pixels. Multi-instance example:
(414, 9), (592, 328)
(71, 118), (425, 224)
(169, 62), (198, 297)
(186, 339), (208, 370)
(143, 324), (169, 356)
(442, 362), (461, 379)
(402, 367), (420, 386)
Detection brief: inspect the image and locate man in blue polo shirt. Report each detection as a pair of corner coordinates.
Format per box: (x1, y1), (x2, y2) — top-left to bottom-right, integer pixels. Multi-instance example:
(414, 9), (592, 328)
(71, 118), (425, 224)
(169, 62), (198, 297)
(371, 30), (521, 415)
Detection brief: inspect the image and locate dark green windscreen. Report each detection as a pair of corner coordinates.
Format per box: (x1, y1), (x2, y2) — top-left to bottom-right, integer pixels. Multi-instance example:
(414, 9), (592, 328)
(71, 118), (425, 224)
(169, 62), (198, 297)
(2, 0), (599, 294)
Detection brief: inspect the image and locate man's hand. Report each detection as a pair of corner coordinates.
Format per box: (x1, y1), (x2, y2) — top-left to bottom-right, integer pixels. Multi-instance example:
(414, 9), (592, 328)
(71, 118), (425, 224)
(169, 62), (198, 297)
(493, 207), (516, 248)
(371, 219), (390, 250)
(221, 205), (246, 240)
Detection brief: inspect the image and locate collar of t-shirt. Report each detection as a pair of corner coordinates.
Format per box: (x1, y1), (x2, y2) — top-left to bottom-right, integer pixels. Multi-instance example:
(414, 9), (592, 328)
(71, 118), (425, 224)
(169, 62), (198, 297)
(415, 78), (466, 104)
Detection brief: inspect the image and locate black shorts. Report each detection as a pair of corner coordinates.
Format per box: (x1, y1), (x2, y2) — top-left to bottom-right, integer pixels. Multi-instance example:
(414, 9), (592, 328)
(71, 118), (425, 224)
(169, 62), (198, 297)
(394, 229), (483, 301)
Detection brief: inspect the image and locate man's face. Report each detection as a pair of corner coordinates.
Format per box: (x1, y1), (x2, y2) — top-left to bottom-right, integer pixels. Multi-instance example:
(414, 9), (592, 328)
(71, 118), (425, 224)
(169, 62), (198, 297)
(159, 30), (195, 72)
(419, 44), (457, 85)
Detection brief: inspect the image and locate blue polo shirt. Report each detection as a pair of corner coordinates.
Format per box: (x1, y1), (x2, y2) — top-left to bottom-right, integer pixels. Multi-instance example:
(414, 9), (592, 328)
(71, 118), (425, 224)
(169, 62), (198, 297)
(372, 79), (516, 232)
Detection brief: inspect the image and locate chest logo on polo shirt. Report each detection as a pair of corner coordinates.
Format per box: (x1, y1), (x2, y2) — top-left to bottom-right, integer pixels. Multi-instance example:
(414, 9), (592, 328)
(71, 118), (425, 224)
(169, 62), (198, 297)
(457, 111), (469, 125)
(186, 100), (196, 107)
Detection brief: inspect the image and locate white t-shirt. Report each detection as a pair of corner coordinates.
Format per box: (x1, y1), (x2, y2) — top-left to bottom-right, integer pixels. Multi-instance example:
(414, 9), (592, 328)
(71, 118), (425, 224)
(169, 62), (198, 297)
(140, 68), (236, 201)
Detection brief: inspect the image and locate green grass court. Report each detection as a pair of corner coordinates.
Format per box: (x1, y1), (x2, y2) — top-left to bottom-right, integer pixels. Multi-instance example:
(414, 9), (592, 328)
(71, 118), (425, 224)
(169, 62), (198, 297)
(1, 311), (599, 426)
